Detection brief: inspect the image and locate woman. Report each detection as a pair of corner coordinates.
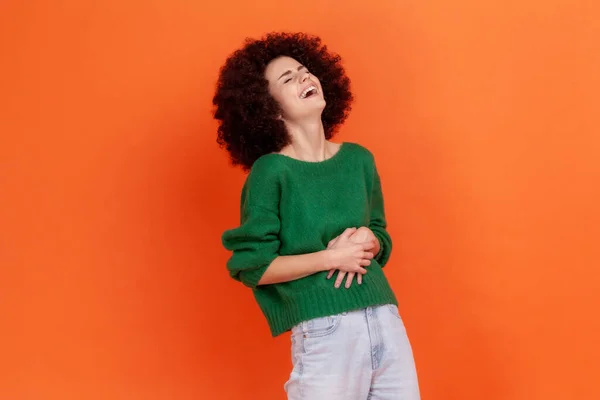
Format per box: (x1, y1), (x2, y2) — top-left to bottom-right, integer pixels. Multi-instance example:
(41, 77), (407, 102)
(213, 32), (420, 399)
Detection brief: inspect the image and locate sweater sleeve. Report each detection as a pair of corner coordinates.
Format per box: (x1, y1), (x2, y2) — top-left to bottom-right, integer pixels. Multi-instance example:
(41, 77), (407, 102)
(369, 161), (393, 267)
(221, 161), (281, 288)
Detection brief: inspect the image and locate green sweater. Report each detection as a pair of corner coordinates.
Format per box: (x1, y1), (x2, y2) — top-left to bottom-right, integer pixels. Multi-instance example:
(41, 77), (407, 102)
(222, 142), (398, 336)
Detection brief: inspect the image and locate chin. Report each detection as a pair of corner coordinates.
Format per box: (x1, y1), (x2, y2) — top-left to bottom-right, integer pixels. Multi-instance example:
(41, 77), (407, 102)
(289, 98), (327, 120)
(312, 101), (327, 114)
(314, 98), (327, 110)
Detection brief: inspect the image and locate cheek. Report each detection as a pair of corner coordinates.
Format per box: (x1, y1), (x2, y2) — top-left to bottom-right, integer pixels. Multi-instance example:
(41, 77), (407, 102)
(313, 77), (323, 90)
(276, 89), (299, 113)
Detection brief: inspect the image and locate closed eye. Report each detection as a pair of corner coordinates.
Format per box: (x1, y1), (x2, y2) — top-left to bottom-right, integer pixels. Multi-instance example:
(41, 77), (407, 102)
(279, 65), (307, 83)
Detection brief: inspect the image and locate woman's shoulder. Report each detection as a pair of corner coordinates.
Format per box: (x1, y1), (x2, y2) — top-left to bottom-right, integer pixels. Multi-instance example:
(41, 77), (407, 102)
(243, 152), (286, 188)
(341, 141), (376, 162)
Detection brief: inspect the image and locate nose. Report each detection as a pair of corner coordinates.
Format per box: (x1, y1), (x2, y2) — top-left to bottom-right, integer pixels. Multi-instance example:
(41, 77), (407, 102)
(300, 71), (310, 82)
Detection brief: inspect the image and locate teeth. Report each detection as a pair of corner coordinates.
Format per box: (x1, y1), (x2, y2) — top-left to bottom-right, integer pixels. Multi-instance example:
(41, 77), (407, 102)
(300, 85), (317, 98)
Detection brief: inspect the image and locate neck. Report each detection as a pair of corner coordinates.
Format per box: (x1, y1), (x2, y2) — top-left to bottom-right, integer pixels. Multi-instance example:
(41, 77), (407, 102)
(282, 117), (331, 162)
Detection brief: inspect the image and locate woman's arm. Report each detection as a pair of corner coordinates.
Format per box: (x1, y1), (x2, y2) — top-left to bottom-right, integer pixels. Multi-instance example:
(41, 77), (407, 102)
(223, 161), (375, 288)
(368, 160), (392, 266)
(258, 251), (330, 285)
(258, 229), (375, 285)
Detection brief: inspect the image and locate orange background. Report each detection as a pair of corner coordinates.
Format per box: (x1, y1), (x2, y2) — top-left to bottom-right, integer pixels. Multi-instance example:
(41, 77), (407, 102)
(1, 0), (599, 399)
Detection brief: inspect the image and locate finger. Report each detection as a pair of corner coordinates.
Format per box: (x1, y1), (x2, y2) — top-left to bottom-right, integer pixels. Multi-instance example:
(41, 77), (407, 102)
(361, 241), (375, 250)
(327, 236), (336, 248)
(360, 259), (371, 267)
(362, 251), (374, 259)
(334, 271), (347, 288)
(354, 266), (368, 274)
(350, 227), (371, 243)
(345, 272), (355, 288)
(357, 273), (362, 285)
(327, 235), (341, 249)
(339, 227), (357, 241)
(327, 269), (335, 279)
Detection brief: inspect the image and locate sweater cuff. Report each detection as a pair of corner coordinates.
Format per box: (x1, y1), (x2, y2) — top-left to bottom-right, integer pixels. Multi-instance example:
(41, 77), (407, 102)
(238, 255), (278, 288)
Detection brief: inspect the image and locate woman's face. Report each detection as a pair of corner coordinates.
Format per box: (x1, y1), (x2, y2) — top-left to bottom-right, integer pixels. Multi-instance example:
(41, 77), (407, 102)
(264, 56), (326, 122)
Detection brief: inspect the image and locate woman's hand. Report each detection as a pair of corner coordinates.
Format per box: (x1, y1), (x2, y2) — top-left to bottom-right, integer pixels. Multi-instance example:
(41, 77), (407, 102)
(326, 227), (377, 288)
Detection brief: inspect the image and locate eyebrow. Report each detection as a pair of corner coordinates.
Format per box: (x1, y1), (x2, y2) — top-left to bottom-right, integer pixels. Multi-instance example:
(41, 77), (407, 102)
(278, 65), (305, 81)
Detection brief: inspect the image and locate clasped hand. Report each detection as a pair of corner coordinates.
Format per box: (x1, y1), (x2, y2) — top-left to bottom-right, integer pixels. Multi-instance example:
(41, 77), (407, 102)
(326, 227), (379, 289)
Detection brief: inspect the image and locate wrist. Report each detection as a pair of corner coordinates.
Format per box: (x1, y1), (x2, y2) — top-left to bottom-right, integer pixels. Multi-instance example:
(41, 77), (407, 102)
(320, 249), (337, 271)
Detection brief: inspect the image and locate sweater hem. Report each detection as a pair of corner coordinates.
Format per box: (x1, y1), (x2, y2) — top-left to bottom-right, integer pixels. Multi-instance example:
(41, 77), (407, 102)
(260, 275), (398, 337)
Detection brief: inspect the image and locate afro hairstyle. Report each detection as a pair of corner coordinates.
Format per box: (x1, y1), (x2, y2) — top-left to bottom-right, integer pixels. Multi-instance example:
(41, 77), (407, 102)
(212, 32), (353, 170)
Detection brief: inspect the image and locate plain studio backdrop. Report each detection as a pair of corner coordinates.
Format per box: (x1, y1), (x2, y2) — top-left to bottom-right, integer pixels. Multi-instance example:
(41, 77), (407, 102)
(1, 0), (599, 399)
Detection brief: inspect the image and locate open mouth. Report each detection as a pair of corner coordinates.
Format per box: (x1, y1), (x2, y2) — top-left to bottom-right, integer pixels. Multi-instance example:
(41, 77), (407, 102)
(300, 85), (318, 99)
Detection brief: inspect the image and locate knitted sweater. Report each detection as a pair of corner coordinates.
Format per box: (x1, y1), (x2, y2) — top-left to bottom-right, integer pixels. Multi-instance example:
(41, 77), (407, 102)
(222, 142), (398, 336)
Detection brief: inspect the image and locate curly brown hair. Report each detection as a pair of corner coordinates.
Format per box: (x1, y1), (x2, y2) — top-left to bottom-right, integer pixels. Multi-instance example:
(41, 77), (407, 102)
(212, 32), (353, 170)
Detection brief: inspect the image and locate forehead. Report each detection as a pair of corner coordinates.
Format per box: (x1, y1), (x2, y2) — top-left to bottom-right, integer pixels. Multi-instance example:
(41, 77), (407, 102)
(265, 56), (302, 80)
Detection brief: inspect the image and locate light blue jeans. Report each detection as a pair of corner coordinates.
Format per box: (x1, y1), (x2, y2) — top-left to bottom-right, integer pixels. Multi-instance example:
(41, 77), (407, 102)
(284, 304), (420, 400)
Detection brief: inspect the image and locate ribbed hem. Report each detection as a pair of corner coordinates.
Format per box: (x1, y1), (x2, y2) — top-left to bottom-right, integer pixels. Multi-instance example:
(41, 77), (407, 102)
(260, 272), (398, 337)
